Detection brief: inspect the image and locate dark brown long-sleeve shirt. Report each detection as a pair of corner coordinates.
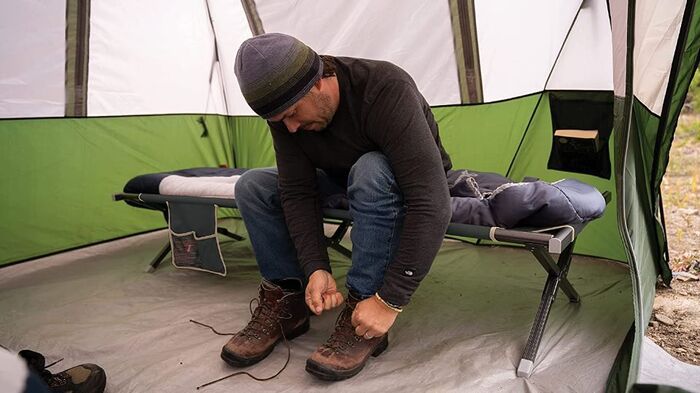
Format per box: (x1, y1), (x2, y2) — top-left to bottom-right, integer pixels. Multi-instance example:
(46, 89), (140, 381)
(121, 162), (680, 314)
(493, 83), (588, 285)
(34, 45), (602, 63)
(269, 56), (452, 306)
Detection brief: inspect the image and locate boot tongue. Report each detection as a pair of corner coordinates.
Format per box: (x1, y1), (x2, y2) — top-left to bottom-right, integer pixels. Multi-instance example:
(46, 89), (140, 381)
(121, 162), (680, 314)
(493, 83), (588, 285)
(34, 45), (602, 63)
(260, 280), (285, 302)
(271, 278), (303, 292)
(261, 279), (281, 292)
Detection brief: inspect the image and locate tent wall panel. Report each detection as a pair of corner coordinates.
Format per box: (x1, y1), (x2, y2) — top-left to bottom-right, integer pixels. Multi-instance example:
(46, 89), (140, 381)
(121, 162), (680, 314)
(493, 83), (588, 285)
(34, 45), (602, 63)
(633, 0), (687, 115)
(634, 100), (674, 281)
(651, 0), (700, 193)
(206, 0), (255, 116)
(619, 107), (664, 387)
(231, 116), (276, 169)
(88, 1), (224, 116)
(433, 97), (542, 174)
(487, 94), (626, 262)
(0, 115), (234, 265)
(0, 95), (624, 266)
(0, 0), (66, 119)
(546, 0), (614, 92)
(635, 101), (662, 175)
(474, 1), (586, 102)
(253, 0), (461, 106)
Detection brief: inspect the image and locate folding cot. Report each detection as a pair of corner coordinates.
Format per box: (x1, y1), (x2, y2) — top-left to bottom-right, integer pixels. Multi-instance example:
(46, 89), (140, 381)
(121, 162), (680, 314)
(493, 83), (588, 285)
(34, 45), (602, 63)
(114, 167), (609, 378)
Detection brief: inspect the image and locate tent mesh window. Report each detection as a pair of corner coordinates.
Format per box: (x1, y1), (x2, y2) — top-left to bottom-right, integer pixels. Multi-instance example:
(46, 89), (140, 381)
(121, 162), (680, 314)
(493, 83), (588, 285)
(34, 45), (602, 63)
(547, 91), (613, 179)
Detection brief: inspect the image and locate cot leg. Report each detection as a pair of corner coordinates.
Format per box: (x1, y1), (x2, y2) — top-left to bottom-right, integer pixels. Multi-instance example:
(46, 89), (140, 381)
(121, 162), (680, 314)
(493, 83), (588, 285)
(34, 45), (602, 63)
(517, 242), (578, 378)
(326, 220), (352, 259)
(146, 242), (171, 273)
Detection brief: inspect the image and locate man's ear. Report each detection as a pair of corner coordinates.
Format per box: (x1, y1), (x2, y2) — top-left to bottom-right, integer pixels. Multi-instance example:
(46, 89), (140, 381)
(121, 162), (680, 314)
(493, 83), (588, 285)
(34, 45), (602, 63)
(313, 78), (323, 91)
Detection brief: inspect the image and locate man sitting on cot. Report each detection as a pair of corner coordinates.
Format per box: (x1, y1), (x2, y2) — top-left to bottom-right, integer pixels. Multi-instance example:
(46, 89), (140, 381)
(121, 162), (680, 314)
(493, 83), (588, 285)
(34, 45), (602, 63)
(222, 32), (452, 381)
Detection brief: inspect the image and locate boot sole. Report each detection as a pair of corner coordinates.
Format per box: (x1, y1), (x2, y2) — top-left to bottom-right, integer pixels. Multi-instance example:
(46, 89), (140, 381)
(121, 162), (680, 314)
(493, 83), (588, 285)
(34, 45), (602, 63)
(221, 319), (310, 367)
(305, 335), (388, 381)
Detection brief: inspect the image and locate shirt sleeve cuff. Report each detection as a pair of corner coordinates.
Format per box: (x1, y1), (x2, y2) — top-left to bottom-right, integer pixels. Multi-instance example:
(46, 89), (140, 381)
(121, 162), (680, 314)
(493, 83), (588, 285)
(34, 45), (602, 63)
(302, 260), (332, 279)
(377, 286), (409, 309)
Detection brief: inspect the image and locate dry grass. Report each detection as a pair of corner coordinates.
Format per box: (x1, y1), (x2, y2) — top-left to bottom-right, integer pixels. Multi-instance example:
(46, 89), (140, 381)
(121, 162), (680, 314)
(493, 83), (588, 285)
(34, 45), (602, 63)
(661, 113), (700, 272)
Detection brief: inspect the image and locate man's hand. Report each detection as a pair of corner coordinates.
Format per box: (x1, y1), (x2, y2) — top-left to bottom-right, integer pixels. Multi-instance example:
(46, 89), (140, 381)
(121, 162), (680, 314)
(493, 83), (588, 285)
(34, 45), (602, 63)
(351, 296), (399, 339)
(306, 270), (344, 315)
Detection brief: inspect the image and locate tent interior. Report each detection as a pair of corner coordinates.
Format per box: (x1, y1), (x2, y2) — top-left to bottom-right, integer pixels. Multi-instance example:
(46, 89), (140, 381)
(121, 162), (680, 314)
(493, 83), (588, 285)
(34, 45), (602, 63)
(1, 0), (700, 392)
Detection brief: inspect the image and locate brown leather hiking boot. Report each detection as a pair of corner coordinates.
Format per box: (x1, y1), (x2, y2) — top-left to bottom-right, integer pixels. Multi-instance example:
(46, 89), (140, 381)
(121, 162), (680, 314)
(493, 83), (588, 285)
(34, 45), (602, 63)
(305, 296), (389, 381)
(221, 279), (309, 367)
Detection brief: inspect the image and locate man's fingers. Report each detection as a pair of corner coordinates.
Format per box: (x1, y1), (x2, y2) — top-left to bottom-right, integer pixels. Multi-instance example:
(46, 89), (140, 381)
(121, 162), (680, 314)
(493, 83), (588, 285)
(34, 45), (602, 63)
(355, 324), (370, 337)
(333, 291), (344, 306)
(322, 293), (334, 310)
(307, 287), (323, 315)
(351, 308), (360, 327)
(322, 290), (344, 310)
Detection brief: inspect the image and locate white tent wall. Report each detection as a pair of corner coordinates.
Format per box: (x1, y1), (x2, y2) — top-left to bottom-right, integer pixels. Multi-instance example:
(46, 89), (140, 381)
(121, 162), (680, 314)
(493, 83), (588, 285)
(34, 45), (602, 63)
(254, 0), (461, 106)
(87, 0), (235, 116)
(634, 0), (687, 115)
(0, 0), (688, 118)
(475, 0), (607, 102)
(0, 0), (66, 119)
(206, 0), (255, 116)
(546, 0), (614, 91)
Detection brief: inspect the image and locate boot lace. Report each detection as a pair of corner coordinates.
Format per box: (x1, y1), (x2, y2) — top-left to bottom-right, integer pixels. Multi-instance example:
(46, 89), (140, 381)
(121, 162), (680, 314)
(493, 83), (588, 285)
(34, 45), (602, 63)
(189, 293), (296, 389)
(47, 372), (70, 388)
(322, 306), (362, 354)
(239, 297), (279, 340)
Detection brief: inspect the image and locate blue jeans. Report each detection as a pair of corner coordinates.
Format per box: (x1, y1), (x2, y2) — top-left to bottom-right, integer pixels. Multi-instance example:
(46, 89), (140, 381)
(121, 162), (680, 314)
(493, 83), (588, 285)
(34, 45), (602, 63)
(234, 152), (406, 298)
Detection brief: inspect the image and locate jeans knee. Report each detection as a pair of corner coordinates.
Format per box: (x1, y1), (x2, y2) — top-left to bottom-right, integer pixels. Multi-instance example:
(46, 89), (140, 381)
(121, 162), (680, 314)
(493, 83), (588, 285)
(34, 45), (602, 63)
(348, 152), (400, 203)
(235, 168), (279, 208)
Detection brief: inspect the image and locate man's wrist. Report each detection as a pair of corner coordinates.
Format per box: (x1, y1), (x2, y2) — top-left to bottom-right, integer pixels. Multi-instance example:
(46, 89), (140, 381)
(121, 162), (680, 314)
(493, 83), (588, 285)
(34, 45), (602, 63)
(374, 293), (403, 313)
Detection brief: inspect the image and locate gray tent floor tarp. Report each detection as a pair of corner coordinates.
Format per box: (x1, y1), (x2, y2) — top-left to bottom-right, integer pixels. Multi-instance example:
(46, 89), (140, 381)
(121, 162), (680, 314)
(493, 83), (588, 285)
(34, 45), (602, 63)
(0, 219), (634, 392)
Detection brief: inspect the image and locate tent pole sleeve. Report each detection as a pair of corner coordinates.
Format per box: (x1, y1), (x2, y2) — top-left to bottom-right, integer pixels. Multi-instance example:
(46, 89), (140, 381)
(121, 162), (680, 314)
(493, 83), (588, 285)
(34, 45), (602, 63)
(241, 0), (265, 36)
(449, 0), (483, 104)
(65, 0), (90, 117)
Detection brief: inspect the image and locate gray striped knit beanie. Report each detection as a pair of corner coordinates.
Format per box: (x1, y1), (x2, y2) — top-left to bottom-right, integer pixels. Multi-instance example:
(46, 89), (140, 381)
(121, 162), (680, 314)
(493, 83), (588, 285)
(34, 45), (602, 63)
(234, 33), (323, 119)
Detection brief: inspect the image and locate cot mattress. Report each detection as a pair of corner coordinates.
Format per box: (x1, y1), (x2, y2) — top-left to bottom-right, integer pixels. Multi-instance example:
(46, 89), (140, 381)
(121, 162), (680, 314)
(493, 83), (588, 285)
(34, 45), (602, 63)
(123, 167), (605, 229)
